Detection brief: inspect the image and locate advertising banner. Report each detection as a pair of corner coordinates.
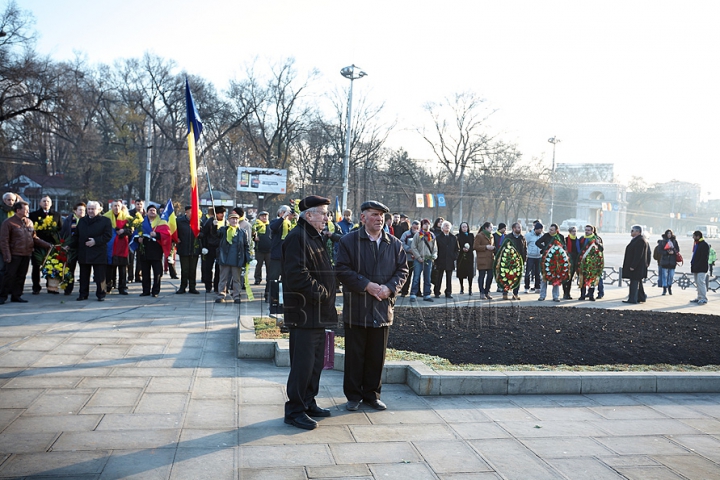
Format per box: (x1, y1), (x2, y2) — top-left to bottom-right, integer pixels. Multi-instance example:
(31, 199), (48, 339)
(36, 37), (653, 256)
(237, 168), (287, 194)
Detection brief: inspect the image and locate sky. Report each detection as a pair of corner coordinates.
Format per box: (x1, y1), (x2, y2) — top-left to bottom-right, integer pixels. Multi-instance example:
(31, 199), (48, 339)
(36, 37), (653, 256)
(17, 0), (720, 199)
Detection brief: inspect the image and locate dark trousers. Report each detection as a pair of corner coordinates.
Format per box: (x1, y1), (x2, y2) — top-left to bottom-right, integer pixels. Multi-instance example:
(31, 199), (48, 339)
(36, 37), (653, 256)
(265, 258), (282, 300)
(127, 251), (136, 281)
(562, 265), (577, 298)
(254, 250), (269, 283)
(343, 324), (389, 402)
(285, 327), (326, 419)
(0, 255), (31, 300)
(525, 257), (541, 290)
(628, 279), (646, 303)
(79, 263), (107, 300)
(202, 250), (219, 292)
(179, 255), (199, 291)
(400, 260), (414, 295)
(141, 258), (163, 295)
(433, 269), (453, 296)
(64, 259), (78, 294)
(477, 269), (493, 294)
(106, 264), (128, 293)
(31, 255), (44, 293)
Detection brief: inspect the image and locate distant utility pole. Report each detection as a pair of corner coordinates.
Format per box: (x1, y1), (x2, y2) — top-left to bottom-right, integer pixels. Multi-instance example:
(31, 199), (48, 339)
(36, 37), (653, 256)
(548, 136), (561, 225)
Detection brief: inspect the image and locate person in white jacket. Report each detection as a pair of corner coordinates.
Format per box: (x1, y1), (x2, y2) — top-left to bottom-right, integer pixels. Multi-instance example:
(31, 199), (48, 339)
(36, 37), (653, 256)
(409, 219), (437, 302)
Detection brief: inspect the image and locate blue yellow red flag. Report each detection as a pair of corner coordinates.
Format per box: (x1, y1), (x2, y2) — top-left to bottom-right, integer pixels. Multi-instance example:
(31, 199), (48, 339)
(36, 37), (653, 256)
(335, 196), (342, 223)
(161, 199), (177, 235)
(185, 78), (202, 237)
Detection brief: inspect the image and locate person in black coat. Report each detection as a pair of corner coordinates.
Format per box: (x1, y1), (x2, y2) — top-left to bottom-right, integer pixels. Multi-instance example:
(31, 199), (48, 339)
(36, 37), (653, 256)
(658, 229), (680, 295)
(200, 206), (225, 293)
(59, 202), (86, 295)
(281, 196), (338, 430)
(175, 206), (201, 294)
(505, 222), (528, 300)
(433, 220), (459, 298)
(622, 225), (651, 304)
(690, 230), (710, 305)
(71, 201), (112, 302)
(138, 205), (167, 297)
(456, 222), (475, 295)
(336, 201), (408, 412)
(28, 195), (63, 294)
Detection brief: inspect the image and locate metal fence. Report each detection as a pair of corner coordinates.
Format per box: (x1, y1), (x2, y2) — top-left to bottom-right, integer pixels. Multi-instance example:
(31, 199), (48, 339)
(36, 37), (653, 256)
(602, 267), (719, 293)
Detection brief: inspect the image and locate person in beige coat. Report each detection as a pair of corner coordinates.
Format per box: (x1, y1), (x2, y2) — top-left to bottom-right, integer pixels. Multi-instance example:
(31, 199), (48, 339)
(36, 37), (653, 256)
(473, 222), (496, 299)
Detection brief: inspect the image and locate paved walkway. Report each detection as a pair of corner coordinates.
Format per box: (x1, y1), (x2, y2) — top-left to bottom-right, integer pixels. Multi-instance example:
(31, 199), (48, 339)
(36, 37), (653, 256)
(0, 276), (719, 479)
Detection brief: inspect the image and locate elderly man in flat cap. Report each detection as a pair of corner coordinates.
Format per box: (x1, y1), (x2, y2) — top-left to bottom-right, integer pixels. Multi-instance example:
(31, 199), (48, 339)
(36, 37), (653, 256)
(336, 200), (408, 411)
(282, 195), (338, 430)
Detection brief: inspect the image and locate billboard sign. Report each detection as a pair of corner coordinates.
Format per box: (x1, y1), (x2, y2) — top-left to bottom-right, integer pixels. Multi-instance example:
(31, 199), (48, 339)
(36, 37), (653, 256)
(237, 168), (287, 194)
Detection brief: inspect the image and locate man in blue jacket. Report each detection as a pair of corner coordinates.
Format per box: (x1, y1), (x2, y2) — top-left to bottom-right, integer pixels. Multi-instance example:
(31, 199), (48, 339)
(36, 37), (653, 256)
(336, 201), (408, 411)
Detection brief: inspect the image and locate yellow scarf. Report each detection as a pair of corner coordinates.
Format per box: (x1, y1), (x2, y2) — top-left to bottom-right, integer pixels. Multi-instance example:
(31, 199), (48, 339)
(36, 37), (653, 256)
(568, 234), (577, 240)
(104, 209), (132, 228)
(254, 219), (268, 235)
(281, 218), (292, 239)
(150, 215), (168, 229)
(226, 225), (238, 243)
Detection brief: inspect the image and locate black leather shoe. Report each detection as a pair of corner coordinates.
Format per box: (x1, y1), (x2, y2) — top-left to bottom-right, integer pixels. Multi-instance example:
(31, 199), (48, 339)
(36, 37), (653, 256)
(175, 289), (186, 294)
(188, 289), (200, 294)
(306, 405), (331, 417)
(76, 296), (88, 301)
(11, 297), (28, 303)
(346, 400), (361, 411)
(151, 294), (158, 298)
(48, 290), (59, 294)
(139, 293), (151, 297)
(445, 295), (453, 299)
(98, 297), (105, 302)
(622, 300), (637, 304)
(366, 399), (387, 410)
(119, 291), (128, 295)
(284, 413), (318, 430)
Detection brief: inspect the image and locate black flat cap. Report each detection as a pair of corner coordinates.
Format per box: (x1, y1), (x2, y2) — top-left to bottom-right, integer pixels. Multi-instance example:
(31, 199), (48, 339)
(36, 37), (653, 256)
(399, 213), (408, 218)
(298, 195), (331, 212)
(360, 200), (389, 213)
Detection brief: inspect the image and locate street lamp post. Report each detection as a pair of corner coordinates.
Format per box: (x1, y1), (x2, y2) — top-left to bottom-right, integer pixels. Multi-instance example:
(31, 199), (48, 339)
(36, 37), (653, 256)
(548, 136), (561, 225)
(340, 64), (367, 212)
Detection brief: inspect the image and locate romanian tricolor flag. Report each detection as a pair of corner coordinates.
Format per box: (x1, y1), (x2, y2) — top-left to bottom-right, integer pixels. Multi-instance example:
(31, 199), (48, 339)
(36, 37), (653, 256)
(160, 199), (177, 236)
(425, 193), (435, 208)
(335, 196), (342, 223)
(185, 78), (203, 237)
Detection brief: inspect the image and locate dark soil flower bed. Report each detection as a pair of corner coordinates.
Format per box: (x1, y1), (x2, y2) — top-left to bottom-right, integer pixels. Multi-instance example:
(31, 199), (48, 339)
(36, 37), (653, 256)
(339, 306), (720, 367)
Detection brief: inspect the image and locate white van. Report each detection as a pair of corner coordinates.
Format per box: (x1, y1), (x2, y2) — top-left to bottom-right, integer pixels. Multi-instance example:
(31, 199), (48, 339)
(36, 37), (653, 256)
(696, 225), (719, 238)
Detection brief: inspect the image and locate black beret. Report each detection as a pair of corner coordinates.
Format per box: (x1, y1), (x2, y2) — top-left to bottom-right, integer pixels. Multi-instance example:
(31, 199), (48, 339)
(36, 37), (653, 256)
(298, 195), (330, 212)
(360, 201), (390, 213)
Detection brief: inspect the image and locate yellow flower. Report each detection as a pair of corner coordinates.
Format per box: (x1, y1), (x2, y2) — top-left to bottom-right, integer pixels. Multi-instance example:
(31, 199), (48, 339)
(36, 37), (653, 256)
(52, 221), (57, 227)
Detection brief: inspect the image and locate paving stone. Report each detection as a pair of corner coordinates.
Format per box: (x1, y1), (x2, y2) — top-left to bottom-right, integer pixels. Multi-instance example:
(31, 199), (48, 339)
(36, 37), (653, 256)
(613, 466), (685, 479)
(86, 388), (143, 407)
(84, 345), (131, 359)
(330, 441), (420, 464)
(469, 438), (560, 479)
(238, 444), (334, 468)
(589, 405), (669, 420)
(185, 399), (236, 429)
(25, 392), (92, 415)
(589, 419), (701, 436)
(595, 436), (691, 455)
(178, 429), (238, 448)
(600, 455), (660, 467)
(669, 434), (720, 462)
(679, 417), (720, 434)
(0, 350), (46, 367)
(523, 406), (605, 421)
(351, 424), (457, 442)
(653, 454), (720, 479)
(365, 408), (445, 425)
(0, 432), (58, 453)
(0, 451), (110, 477)
(145, 376), (193, 393)
(647, 403), (712, 419)
(3, 414), (102, 434)
(134, 393), (189, 413)
(31, 354), (85, 367)
(369, 462), (438, 479)
(306, 464), (371, 478)
(237, 467), (307, 479)
(414, 440), (492, 473)
(4, 376), (80, 388)
(108, 367), (194, 377)
(95, 413), (182, 430)
(239, 424), (354, 446)
(99, 448), (175, 479)
(473, 404), (538, 422)
(239, 386), (286, 405)
(436, 474), (501, 479)
(449, 422), (512, 440)
(51, 429), (180, 451)
(192, 377), (235, 398)
(169, 447), (235, 479)
(547, 457), (625, 479)
(519, 437), (615, 458)
(0, 388), (44, 408)
(77, 377), (149, 389)
(238, 404), (285, 428)
(499, 420), (608, 438)
(13, 337), (66, 351)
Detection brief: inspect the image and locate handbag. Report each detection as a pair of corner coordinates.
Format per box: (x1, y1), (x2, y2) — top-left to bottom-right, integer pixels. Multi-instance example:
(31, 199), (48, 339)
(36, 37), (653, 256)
(675, 252), (683, 266)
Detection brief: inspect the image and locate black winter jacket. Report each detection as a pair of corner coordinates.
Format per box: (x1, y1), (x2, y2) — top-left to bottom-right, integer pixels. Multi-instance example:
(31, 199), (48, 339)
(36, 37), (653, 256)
(73, 215), (112, 265)
(176, 215), (201, 257)
(281, 218), (338, 328)
(622, 234), (651, 280)
(435, 232), (459, 271)
(336, 228), (408, 328)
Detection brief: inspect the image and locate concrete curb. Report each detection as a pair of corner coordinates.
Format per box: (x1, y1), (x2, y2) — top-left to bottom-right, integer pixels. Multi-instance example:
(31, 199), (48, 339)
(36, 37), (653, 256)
(237, 310), (720, 396)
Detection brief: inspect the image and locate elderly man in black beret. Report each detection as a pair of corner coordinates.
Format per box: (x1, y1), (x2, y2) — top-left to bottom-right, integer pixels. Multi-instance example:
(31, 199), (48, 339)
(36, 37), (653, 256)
(336, 200), (408, 411)
(282, 195), (338, 430)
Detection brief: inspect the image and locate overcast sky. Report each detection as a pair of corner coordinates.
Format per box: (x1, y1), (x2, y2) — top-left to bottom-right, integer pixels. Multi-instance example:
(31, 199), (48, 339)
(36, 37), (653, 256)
(19, 0), (720, 199)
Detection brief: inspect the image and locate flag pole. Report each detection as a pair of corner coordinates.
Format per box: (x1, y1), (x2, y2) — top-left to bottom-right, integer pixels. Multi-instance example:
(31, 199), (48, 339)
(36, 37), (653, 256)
(196, 137), (216, 212)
